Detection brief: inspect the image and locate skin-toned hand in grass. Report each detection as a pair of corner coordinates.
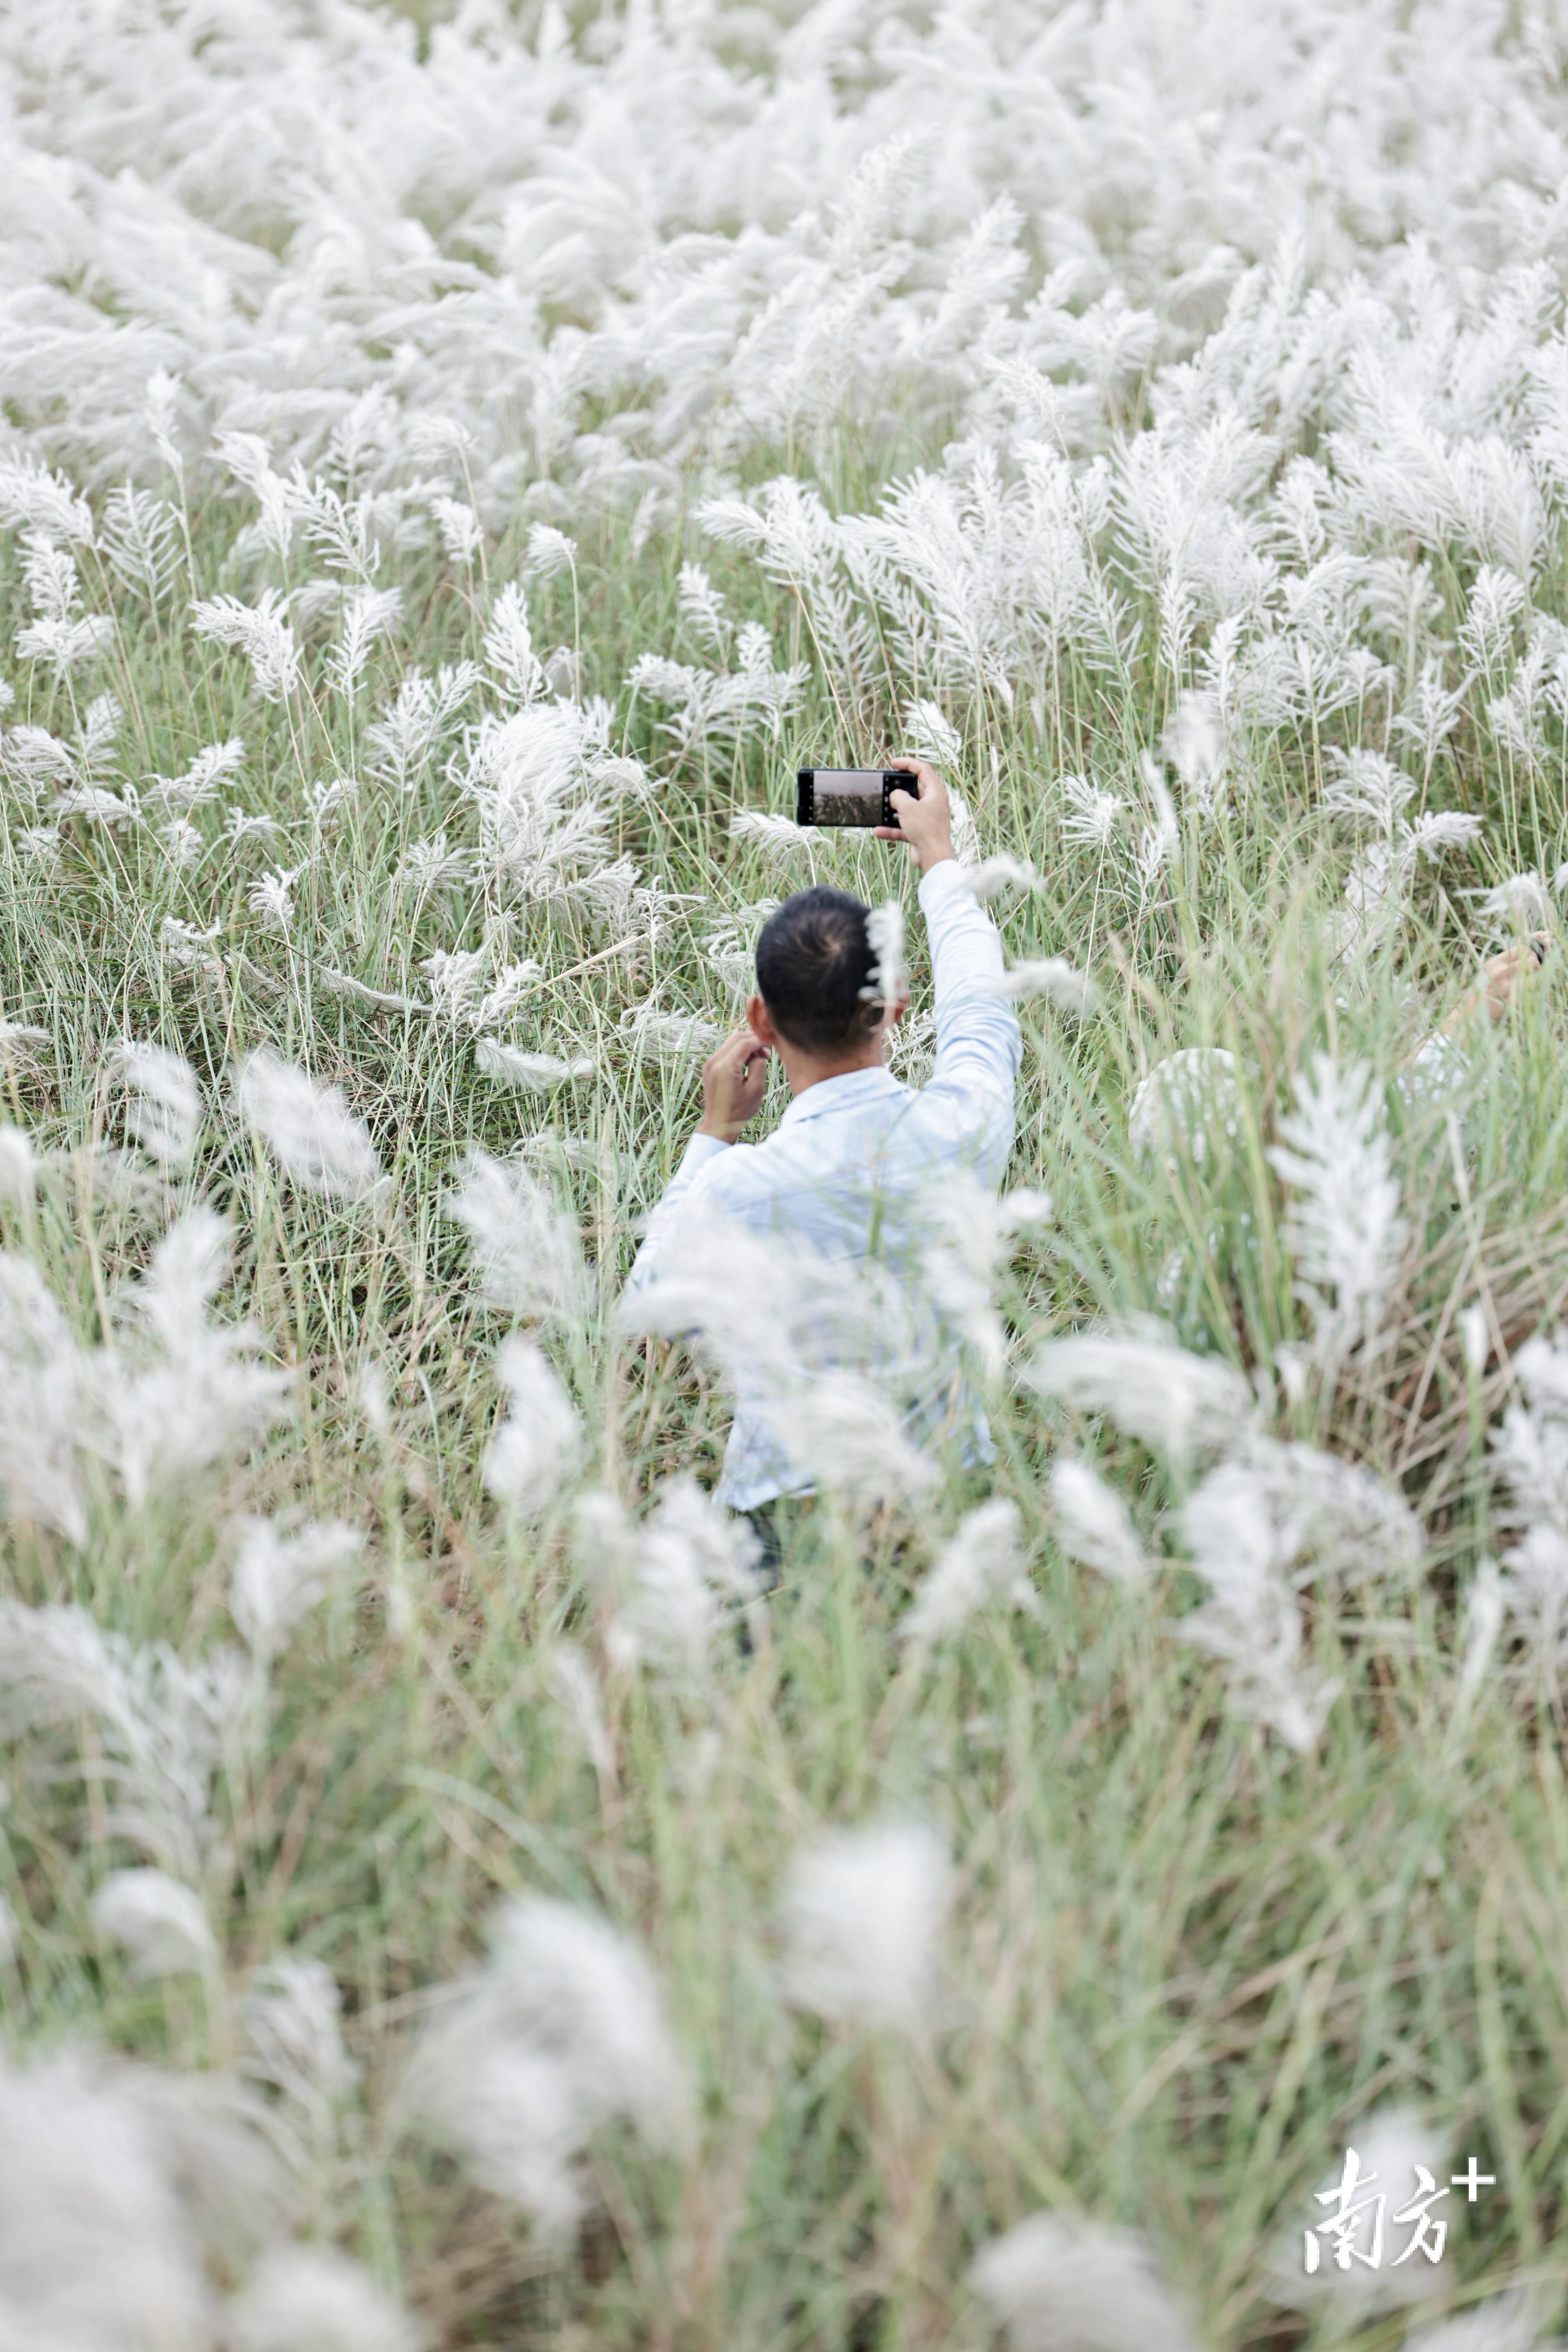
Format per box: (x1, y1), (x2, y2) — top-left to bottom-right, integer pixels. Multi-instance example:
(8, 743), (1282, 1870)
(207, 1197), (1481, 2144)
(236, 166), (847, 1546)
(1439, 933), (1551, 1035)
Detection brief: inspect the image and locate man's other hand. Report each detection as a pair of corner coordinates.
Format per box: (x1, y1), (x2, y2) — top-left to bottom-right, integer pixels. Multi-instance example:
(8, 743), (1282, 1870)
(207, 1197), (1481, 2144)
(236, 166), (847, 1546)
(1440, 932), (1551, 1035)
(698, 1027), (773, 1140)
(875, 758), (956, 874)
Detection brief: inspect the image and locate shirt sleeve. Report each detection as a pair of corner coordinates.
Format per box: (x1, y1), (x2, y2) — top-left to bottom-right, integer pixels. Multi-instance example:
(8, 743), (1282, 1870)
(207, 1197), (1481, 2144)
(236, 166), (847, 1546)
(916, 858), (1023, 1152)
(625, 1132), (733, 1292)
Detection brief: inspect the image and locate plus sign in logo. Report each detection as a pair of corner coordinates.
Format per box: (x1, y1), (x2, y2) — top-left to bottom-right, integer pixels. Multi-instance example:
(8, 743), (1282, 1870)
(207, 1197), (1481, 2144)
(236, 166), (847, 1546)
(1305, 2148), (1496, 2274)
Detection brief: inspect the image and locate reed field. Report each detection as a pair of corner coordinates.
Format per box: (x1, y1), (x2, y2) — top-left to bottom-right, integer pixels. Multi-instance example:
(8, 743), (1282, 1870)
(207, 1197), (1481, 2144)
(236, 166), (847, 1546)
(9, 2), (1568, 2346)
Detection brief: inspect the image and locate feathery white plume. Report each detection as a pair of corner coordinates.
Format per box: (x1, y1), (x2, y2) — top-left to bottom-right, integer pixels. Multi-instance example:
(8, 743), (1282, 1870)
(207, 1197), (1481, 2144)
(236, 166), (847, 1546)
(902, 1498), (1037, 1650)
(474, 1039), (595, 1091)
(970, 2213), (1201, 2352)
(113, 1041), (203, 1171)
(402, 1896), (690, 2237)
(230, 2246), (422, 2352)
(0, 2046), (277, 2352)
(1129, 1047), (1240, 1169)
(447, 1150), (586, 1320)
(229, 1518), (365, 1664)
(780, 1821), (950, 2035)
(1029, 1326), (1254, 1467)
(986, 958), (1097, 1016)
(0, 1127), (36, 1207)
(1269, 1057), (1406, 1368)
(863, 900), (906, 1009)
(235, 1052), (383, 1204)
(481, 1338), (584, 1518)
(91, 1870), (218, 1981)
(955, 853), (1042, 902)
(608, 1476), (761, 1679)
(1050, 1458), (1153, 1585)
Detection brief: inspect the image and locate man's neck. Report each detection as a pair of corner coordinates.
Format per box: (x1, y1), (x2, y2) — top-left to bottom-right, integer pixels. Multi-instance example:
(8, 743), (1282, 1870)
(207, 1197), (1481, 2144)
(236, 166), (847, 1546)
(778, 1039), (886, 1099)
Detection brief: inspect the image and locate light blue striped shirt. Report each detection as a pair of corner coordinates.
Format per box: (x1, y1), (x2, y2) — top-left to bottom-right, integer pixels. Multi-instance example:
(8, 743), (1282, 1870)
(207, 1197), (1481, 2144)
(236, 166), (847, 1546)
(626, 859), (1022, 1509)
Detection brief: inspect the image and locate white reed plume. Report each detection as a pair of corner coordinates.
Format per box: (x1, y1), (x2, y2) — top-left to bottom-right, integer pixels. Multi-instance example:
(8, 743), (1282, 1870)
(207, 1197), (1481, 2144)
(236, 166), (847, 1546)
(986, 957), (1097, 1017)
(1459, 565), (1527, 674)
(111, 1040), (202, 1170)
(98, 1208), (294, 1506)
(395, 833), (473, 894)
(970, 2213), (1201, 2352)
(91, 1869), (219, 1981)
(431, 494), (485, 568)
(1050, 1457), (1154, 1586)
(863, 899), (906, 1009)
(235, 1051), (384, 1203)
(0, 1126), (35, 1207)
(1455, 1558), (1508, 1728)
(902, 1498), (1038, 1651)
(790, 1371), (940, 1506)
(0, 2046), (273, 2352)
(190, 590), (301, 702)
(0, 454), (94, 544)
(525, 522), (576, 579)
(229, 2246), (423, 2352)
(229, 1517), (365, 1664)
(1174, 1460), (1346, 1753)
(447, 1149), (586, 1320)
(729, 811), (812, 864)
(901, 700), (965, 765)
(552, 1643), (615, 1781)
(241, 1958), (358, 2188)
(481, 1337), (584, 1517)
(0, 1598), (247, 1880)
(474, 1038), (595, 1091)
(1474, 870), (1554, 936)
(608, 1476), (763, 1679)
(401, 1895), (690, 2237)
(1058, 775), (1124, 850)
(366, 664), (481, 790)
(0, 1253), (91, 1540)
(1165, 688), (1227, 814)
(247, 867), (298, 935)
(780, 1820), (951, 2035)
(325, 584), (402, 705)
(1269, 1057), (1406, 1369)
(1029, 1325), (1254, 1468)
(619, 1003), (723, 1064)
(462, 707), (647, 916)
(101, 484), (180, 604)
(484, 583), (545, 703)
(15, 533), (113, 678)
(1129, 1047), (1240, 1170)
(956, 852), (1042, 902)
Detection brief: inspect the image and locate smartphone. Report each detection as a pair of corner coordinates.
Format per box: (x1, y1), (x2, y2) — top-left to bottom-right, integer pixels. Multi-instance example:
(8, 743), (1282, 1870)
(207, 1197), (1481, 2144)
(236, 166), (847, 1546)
(796, 769), (909, 829)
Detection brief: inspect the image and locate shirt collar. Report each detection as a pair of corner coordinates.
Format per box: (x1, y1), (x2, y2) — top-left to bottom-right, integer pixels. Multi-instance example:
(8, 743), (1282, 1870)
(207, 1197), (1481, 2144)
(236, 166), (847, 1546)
(778, 1065), (909, 1128)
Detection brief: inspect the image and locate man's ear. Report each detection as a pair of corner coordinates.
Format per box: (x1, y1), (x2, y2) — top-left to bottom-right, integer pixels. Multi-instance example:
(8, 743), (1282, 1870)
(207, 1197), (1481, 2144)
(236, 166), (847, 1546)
(747, 994), (778, 1047)
(884, 993), (909, 1030)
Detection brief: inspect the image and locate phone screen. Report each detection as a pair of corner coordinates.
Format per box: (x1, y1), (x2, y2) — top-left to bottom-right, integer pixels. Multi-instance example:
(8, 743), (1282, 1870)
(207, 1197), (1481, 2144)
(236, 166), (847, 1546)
(797, 770), (899, 827)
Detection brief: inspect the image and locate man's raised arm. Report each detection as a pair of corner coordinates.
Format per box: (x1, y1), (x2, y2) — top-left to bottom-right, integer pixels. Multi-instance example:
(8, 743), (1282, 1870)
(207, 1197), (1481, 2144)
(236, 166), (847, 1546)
(876, 761), (1023, 1146)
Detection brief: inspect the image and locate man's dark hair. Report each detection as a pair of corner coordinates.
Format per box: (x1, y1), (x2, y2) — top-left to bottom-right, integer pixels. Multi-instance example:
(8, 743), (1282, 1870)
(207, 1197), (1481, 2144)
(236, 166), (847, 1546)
(754, 885), (881, 1055)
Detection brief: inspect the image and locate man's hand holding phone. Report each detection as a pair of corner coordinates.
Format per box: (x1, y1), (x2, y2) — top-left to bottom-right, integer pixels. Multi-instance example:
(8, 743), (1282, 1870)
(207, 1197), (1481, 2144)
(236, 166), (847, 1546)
(697, 1029), (773, 1141)
(874, 759), (956, 875)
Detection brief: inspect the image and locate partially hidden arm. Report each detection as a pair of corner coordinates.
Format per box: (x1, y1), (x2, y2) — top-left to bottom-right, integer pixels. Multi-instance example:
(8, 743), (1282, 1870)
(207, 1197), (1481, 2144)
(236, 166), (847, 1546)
(625, 1133), (731, 1293)
(919, 859), (1023, 1142)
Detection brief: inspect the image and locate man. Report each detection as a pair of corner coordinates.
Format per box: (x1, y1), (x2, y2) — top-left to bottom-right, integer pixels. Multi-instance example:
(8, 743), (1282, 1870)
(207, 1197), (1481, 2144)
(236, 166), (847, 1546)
(626, 760), (1022, 1521)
